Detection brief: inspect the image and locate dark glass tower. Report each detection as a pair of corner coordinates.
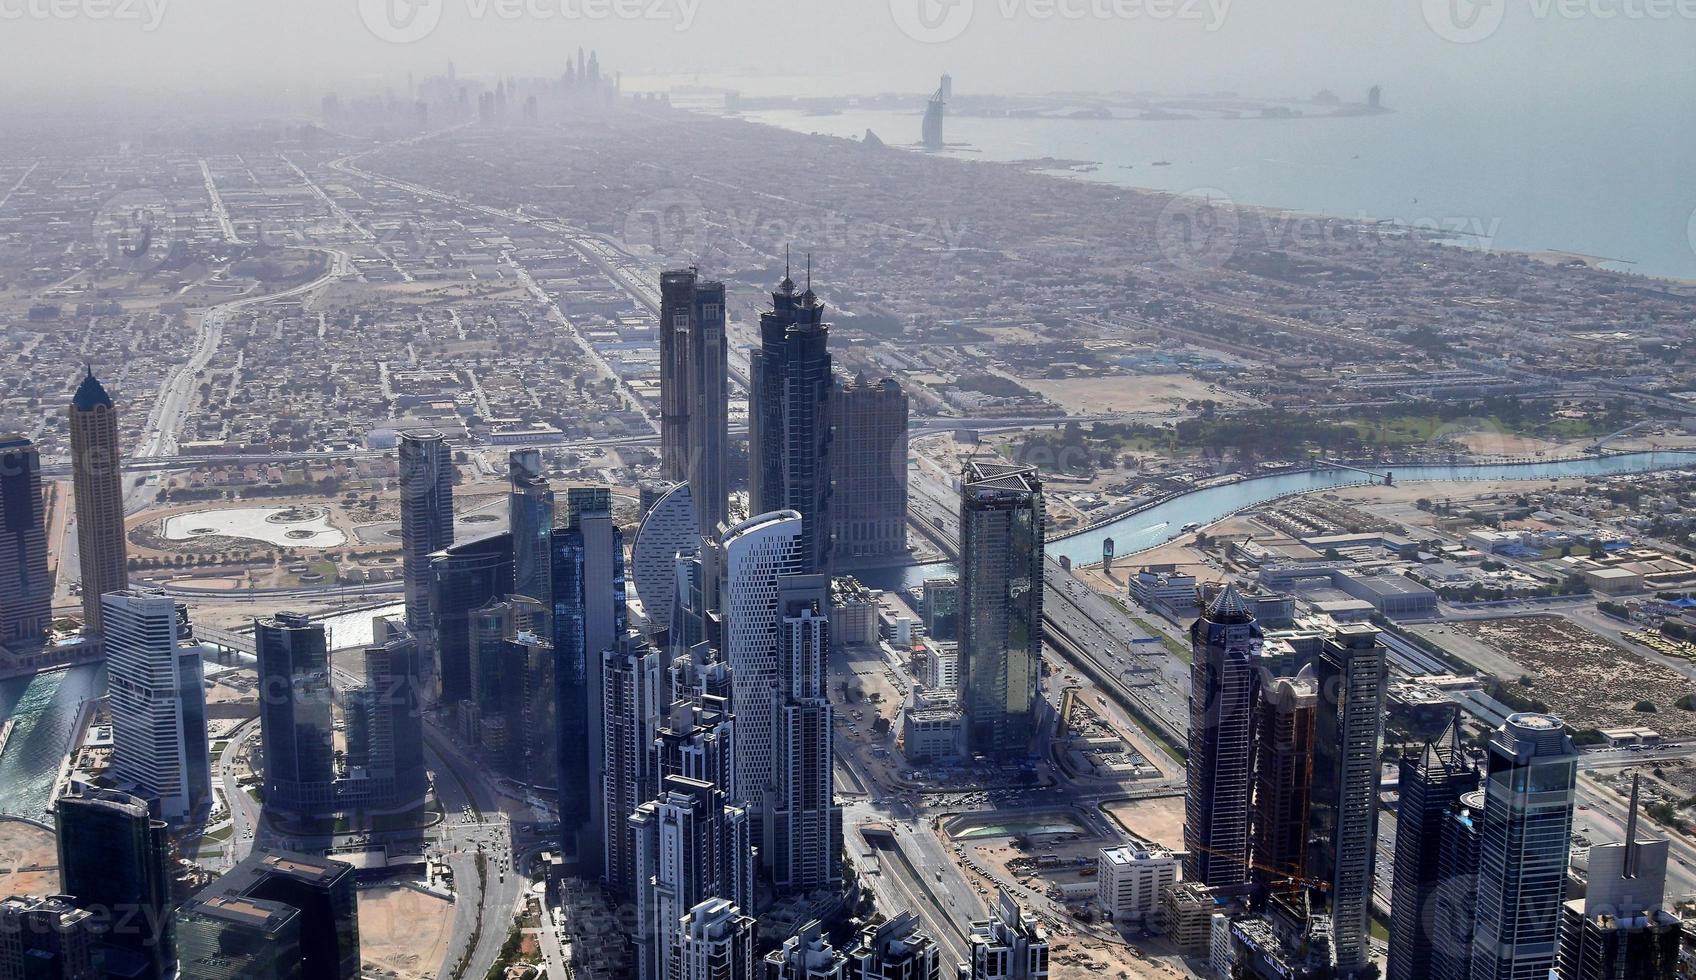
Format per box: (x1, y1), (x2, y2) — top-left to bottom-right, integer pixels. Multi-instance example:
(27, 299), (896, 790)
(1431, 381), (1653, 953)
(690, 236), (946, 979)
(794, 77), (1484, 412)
(749, 266), (834, 576)
(552, 488), (626, 874)
(1387, 713), (1476, 980)
(0, 434), (50, 648)
(428, 532), (513, 707)
(399, 430), (454, 639)
(255, 612), (336, 817)
(829, 376), (909, 564)
(182, 850), (358, 980)
(1182, 584), (1258, 888)
(688, 278), (729, 540)
(958, 460), (1044, 760)
(1249, 667), (1316, 903)
(68, 368), (128, 634)
(1470, 713), (1578, 980)
(1431, 790), (1483, 980)
(508, 448), (554, 609)
(55, 785), (175, 980)
(659, 270), (695, 484)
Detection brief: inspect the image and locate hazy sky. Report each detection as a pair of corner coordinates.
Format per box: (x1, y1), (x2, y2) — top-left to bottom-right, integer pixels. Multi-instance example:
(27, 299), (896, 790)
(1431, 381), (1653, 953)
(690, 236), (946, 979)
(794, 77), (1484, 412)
(1, 0), (1693, 107)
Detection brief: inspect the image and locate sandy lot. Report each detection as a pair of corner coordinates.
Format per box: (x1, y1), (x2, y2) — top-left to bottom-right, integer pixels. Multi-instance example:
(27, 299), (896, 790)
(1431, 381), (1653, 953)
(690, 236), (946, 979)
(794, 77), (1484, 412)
(1017, 374), (1257, 415)
(1103, 798), (1186, 851)
(358, 884), (454, 980)
(0, 820), (60, 896)
(1453, 617), (1696, 735)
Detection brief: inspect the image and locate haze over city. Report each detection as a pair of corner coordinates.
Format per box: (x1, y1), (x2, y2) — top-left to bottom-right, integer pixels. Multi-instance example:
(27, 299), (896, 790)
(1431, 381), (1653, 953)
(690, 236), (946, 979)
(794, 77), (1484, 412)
(1, 2), (1695, 980)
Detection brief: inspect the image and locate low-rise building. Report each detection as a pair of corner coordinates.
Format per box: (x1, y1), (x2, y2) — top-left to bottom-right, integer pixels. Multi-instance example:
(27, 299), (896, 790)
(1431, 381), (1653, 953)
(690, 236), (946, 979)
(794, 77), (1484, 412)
(1097, 846), (1179, 925)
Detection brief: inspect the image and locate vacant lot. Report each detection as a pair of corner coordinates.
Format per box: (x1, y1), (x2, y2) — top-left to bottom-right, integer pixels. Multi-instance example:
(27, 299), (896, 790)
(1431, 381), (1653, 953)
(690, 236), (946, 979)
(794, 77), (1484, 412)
(358, 885), (454, 980)
(0, 819), (58, 896)
(1017, 373), (1256, 415)
(1454, 617), (1696, 735)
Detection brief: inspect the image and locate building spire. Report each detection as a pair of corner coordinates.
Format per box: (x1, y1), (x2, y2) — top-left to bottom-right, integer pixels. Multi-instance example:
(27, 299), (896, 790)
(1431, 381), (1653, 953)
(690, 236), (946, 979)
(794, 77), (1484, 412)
(1624, 772), (1642, 879)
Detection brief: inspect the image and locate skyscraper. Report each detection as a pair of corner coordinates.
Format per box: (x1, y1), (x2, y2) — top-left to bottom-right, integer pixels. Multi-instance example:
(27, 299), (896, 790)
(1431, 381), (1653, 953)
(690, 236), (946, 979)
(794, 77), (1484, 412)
(351, 620), (428, 809)
(830, 376), (908, 564)
(844, 912), (945, 980)
(689, 277), (729, 540)
(0, 895), (97, 980)
(0, 434), (50, 648)
(1182, 584), (1258, 888)
(763, 920), (846, 980)
(632, 776), (753, 980)
(1555, 777), (1680, 980)
(1430, 790), (1483, 980)
(101, 590), (212, 822)
(552, 487), (626, 874)
(175, 894), (300, 980)
(1306, 623), (1387, 978)
(770, 573), (841, 895)
(958, 461), (1044, 760)
(602, 628), (664, 897)
(1386, 713), (1475, 980)
(429, 531), (513, 708)
(749, 267), (834, 576)
(1470, 712), (1578, 980)
(180, 851), (359, 980)
(508, 449), (554, 608)
(399, 429), (454, 639)
(719, 510), (804, 835)
(631, 481), (695, 635)
(68, 368), (128, 634)
(1249, 667), (1316, 902)
(660, 269), (697, 484)
(55, 784), (174, 980)
(676, 898), (757, 980)
(254, 612), (336, 817)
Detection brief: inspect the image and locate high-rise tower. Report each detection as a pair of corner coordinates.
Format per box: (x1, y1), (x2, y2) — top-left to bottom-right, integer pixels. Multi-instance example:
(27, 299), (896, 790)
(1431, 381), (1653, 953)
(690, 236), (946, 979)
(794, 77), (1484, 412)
(602, 628), (664, 897)
(1182, 584), (1258, 888)
(0, 434), (50, 648)
(660, 270), (696, 484)
(68, 368), (128, 634)
(1470, 712), (1578, 980)
(1387, 713), (1476, 980)
(830, 376), (908, 564)
(254, 612), (336, 817)
(749, 265), (833, 576)
(718, 510), (804, 838)
(508, 449), (554, 609)
(101, 590), (212, 822)
(958, 460), (1044, 760)
(399, 430), (454, 640)
(1307, 623), (1388, 978)
(770, 573), (841, 895)
(1249, 667), (1316, 902)
(553, 487), (626, 874)
(689, 277), (729, 540)
(631, 776), (752, 980)
(55, 784), (175, 980)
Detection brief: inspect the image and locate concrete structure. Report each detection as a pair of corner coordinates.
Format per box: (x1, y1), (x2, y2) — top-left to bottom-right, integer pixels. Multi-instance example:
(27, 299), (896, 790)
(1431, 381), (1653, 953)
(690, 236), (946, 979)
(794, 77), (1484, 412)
(966, 888), (1049, 979)
(553, 487), (626, 875)
(602, 629), (663, 897)
(688, 277), (729, 541)
(1096, 846), (1178, 926)
(1249, 667), (1316, 902)
(719, 510), (804, 839)
(959, 461), (1044, 759)
(0, 895), (97, 980)
(1387, 714), (1476, 980)
(631, 480), (694, 633)
(771, 574), (842, 895)
(0, 434), (50, 648)
(54, 785), (174, 979)
(762, 920), (846, 980)
(830, 375), (908, 563)
(1555, 777), (1681, 980)
(68, 368), (128, 634)
(1470, 713), (1578, 980)
(902, 686), (965, 763)
(398, 429), (454, 641)
(632, 777), (753, 980)
(659, 269), (695, 486)
(101, 590), (212, 823)
(921, 577), (960, 643)
(750, 267), (834, 577)
(829, 577), (882, 649)
(676, 898), (757, 980)
(843, 912), (944, 980)
(1308, 623), (1388, 977)
(1183, 584), (1259, 888)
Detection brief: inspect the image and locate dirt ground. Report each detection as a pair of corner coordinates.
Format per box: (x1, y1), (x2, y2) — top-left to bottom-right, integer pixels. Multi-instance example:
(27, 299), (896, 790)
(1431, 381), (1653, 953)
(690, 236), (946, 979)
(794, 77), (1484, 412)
(0, 820), (60, 896)
(1103, 798), (1187, 851)
(1016, 374), (1258, 415)
(1452, 617), (1696, 734)
(357, 884), (454, 980)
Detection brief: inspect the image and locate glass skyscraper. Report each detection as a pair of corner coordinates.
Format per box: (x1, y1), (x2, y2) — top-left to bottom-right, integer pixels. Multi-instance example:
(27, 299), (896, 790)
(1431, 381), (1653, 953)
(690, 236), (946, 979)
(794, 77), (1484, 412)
(55, 785), (175, 980)
(254, 612), (336, 816)
(958, 461), (1044, 760)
